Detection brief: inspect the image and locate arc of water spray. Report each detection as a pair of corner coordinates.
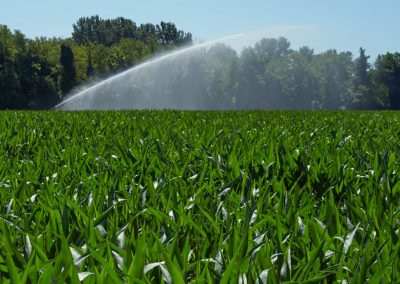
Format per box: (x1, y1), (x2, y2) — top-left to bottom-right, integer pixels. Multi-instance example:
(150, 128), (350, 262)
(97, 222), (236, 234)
(55, 33), (245, 109)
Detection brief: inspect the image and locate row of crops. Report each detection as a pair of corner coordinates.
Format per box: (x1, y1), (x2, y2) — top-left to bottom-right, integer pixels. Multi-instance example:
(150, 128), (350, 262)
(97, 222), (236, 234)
(0, 110), (399, 283)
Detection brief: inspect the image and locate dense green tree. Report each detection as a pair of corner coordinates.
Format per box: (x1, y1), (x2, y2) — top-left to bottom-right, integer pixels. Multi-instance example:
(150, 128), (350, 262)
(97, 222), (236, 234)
(86, 47), (94, 77)
(0, 58), (21, 109)
(375, 52), (400, 109)
(72, 16), (104, 45)
(0, 18), (192, 109)
(254, 37), (290, 64)
(86, 43), (111, 76)
(59, 44), (76, 95)
(236, 37), (292, 109)
(137, 23), (158, 42)
(313, 50), (354, 109)
(72, 16), (191, 49)
(266, 51), (321, 109)
(17, 50), (38, 108)
(355, 48), (370, 85)
(27, 38), (62, 108)
(110, 38), (149, 69)
(352, 48), (376, 109)
(204, 44), (239, 108)
(2, 18), (400, 110)
(70, 43), (89, 84)
(157, 22), (178, 45)
(236, 47), (266, 109)
(72, 16), (139, 47)
(156, 21), (192, 46)
(299, 46), (314, 61)
(103, 17), (137, 46)
(0, 25), (21, 108)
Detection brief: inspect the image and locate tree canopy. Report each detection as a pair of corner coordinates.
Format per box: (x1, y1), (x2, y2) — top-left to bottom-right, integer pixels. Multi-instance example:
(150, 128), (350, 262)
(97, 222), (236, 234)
(72, 16), (192, 47)
(1, 16), (400, 110)
(0, 16), (192, 109)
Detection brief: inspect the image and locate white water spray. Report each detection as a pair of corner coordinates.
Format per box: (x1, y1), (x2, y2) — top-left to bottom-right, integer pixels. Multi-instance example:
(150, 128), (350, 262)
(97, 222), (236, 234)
(55, 33), (245, 110)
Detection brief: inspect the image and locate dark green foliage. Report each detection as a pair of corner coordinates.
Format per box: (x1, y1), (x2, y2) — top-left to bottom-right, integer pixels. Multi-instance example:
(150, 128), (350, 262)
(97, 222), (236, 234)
(72, 15), (138, 47)
(157, 21), (192, 46)
(0, 25), (21, 108)
(313, 50), (353, 109)
(0, 25), (60, 109)
(72, 16), (192, 47)
(0, 17), (400, 110)
(0, 17), (192, 110)
(352, 48), (375, 109)
(375, 52), (400, 109)
(59, 44), (76, 95)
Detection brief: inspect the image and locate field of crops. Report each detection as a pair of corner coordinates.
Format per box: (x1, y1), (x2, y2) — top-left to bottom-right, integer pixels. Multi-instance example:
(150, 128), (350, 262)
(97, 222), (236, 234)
(0, 110), (399, 283)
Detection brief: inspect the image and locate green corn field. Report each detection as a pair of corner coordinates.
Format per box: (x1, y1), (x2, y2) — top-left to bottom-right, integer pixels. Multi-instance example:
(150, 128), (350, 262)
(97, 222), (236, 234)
(0, 110), (399, 283)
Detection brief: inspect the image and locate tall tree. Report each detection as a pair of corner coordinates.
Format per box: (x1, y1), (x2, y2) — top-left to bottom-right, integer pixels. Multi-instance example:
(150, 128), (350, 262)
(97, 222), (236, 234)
(136, 23), (158, 52)
(156, 22), (192, 46)
(59, 44), (76, 95)
(236, 47), (266, 109)
(0, 25), (21, 109)
(312, 50), (354, 109)
(375, 52), (400, 109)
(254, 37), (290, 64)
(157, 22), (177, 45)
(352, 48), (376, 109)
(299, 46), (314, 61)
(72, 15), (104, 45)
(104, 17), (137, 46)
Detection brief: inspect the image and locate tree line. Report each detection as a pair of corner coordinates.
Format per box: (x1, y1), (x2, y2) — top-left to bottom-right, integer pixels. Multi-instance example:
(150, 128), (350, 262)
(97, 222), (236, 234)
(0, 16), (192, 109)
(1, 17), (400, 110)
(226, 38), (400, 110)
(100, 38), (398, 110)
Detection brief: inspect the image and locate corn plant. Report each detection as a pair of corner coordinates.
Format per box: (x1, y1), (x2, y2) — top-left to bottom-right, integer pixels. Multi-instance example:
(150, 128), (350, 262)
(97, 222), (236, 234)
(0, 110), (399, 283)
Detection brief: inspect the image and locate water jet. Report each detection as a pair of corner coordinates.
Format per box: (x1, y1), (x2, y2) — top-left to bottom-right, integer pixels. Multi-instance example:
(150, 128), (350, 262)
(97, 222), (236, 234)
(55, 33), (245, 110)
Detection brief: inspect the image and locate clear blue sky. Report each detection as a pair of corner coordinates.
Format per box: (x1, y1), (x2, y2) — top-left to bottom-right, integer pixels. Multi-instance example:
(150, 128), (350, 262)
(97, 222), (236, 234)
(1, 0), (399, 59)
